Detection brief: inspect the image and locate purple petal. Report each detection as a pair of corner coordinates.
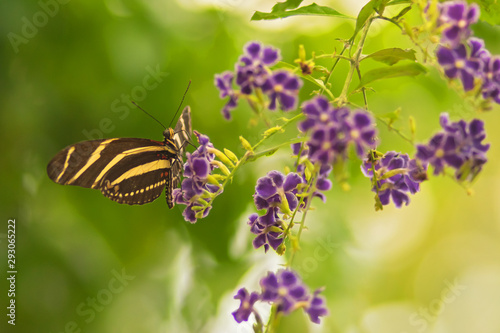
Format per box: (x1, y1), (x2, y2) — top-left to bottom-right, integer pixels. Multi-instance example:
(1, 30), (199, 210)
(245, 42), (262, 59)
(283, 173), (302, 191)
(285, 192), (298, 211)
(254, 195), (269, 210)
(437, 47), (455, 66)
(284, 76), (302, 90)
(253, 234), (267, 249)
(256, 176), (277, 198)
(268, 170), (285, 188)
(353, 112), (371, 128)
(316, 178), (332, 191)
(279, 92), (297, 111)
(279, 270), (298, 287)
(262, 47), (280, 65)
(391, 189), (410, 208)
(447, 3), (466, 21)
(192, 158), (210, 178)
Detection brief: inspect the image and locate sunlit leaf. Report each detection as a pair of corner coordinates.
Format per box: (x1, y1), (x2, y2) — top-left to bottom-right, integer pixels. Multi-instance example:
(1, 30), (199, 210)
(251, 3), (352, 21)
(386, 0), (412, 5)
(363, 48), (416, 65)
(477, 0), (500, 25)
(357, 63), (427, 88)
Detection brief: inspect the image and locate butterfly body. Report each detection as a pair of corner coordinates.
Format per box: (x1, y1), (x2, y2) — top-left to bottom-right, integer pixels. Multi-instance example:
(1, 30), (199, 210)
(47, 106), (192, 208)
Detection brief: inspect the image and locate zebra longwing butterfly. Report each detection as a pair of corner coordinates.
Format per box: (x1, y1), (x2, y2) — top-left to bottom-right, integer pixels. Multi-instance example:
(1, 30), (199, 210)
(47, 106), (192, 208)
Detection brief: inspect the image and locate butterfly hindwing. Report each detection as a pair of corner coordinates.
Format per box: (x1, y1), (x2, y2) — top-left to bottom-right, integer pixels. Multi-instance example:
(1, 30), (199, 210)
(97, 143), (174, 204)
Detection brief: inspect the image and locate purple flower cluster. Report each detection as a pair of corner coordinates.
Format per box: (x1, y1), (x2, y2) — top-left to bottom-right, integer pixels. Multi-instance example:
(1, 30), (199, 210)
(437, 1), (479, 48)
(173, 131), (220, 223)
(362, 151), (427, 208)
(232, 269), (328, 325)
(215, 41), (303, 120)
(435, 1), (500, 103)
(416, 113), (490, 181)
(248, 171), (303, 253)
(299, 96), (378, 165)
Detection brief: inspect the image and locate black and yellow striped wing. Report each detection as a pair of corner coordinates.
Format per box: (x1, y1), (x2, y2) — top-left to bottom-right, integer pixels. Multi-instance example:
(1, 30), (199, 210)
(47, 106), (192, 208)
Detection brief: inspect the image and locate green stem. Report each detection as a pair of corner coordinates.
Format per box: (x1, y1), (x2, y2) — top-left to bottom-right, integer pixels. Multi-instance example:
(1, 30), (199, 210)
(315, 53), (352, 62)
(321, 43), (349, 95)
(246, 137), (307, 162)
(287, 166), (318, 267)
(264, 305), (281, 333)
(338, 16), (373, 106)
(213, 114), (305, 199)
(375, 116), (414, 145)
(253, 113), (304, 151)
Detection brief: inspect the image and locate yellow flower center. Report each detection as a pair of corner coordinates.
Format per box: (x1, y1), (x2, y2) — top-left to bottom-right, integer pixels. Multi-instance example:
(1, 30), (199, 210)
(458, 19), (467, 28)
(274, 84), (284, 93)
(455, 60), (465, 69)
(351, 129), (360, 139)
(320, 113), (329, 122)
(435, 148), (444, 158)
(322, 141), (332, 150)
(278, 287), (288, 296)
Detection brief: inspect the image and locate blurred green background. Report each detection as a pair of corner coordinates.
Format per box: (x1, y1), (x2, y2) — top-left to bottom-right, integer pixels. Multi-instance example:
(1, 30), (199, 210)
(1, 1), (500, 332)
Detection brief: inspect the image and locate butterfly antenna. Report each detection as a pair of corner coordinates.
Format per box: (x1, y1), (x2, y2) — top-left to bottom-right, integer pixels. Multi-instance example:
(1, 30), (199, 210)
(131, 101), (166, 130)
(168, 80), (191, 128)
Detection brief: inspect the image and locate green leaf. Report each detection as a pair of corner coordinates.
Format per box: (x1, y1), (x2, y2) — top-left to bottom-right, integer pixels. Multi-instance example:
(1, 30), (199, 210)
(357, 63), (427, 88)
(392, 5), (413, 20)
(386, 0), (412, 5)
(251, 3), (352, 21)
(363, 48), (416, 65)
(351, 0), (384, 40)
(353, 1), (374, 38)
(477, 0), (500, 25)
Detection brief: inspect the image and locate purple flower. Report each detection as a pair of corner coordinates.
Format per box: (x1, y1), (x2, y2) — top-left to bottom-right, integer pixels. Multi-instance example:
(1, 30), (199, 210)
(481, 55), (500, 103)
(248, 211), (284, 253)
(438, 1), (479, 47)
(232, 288), (260, 323)
(307, 124), (343, 165)
(253, 171), (302, 214)
(239, 41), (280, 68)
(174, 131), (220, 223)
(305, 289), (329, 324)
(350, 111), (379, 157)
(261, 70), (303, 111)
(299, 96), (335, 132)
(249, 171), (302, 253)
(299, 96), (378, 165)
(362, 151), (426, 208)
(233, 269), (328, 326)
(214, 71), (239, 120)
(436, 42), (483, 91)
(416, 132), (463, 175)
(416, 113), (490, 181)
(236, 41), (281, 94)
(260, 270), (309, 315)
(215, 41), (304, 119)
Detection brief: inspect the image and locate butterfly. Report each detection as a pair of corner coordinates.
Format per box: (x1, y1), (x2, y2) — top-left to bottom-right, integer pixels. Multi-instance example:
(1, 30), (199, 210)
(47, 106), (192, 208)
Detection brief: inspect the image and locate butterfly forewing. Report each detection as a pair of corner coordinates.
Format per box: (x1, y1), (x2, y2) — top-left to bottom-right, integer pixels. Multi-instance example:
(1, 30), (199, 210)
(47, 106), (192, 208)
